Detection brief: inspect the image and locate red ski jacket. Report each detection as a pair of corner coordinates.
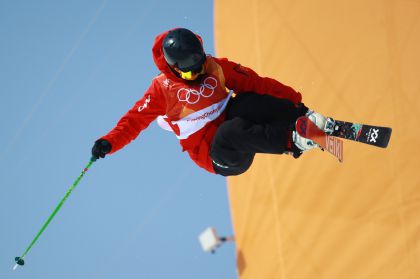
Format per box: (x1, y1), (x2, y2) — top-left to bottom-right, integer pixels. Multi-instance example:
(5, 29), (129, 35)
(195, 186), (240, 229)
(101, 29), (302, 173)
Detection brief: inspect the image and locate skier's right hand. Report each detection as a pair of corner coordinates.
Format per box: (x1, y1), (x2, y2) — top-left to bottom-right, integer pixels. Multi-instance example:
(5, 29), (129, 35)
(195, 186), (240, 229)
(91, 139), (112, 160)
(295, 102), (309, 116)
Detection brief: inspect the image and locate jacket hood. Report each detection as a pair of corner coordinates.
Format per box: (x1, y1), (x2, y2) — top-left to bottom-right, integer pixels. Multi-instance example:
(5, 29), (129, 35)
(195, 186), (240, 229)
(152, 28), (204, 78)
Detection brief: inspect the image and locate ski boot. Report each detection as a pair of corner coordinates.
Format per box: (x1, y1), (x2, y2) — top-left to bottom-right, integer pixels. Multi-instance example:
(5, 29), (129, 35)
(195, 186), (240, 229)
(290, 110), (334, 156)
(305, 110), (335, 135)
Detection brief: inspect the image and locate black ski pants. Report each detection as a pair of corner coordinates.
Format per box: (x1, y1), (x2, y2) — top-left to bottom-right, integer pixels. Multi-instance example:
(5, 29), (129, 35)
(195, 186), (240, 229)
(210, 92), (306, 176)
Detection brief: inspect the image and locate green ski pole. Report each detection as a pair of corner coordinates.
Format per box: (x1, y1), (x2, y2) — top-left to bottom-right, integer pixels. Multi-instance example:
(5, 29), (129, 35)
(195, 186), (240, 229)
(13, 157), (97, 270)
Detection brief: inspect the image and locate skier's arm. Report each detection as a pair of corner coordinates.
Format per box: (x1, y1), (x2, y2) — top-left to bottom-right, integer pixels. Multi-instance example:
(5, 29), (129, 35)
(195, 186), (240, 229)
(99, 81), (166, 154)
(215, 57), (302, 103)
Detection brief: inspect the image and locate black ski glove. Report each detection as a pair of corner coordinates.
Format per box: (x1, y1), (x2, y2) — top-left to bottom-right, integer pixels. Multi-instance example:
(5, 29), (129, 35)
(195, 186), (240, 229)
(91, 139), (112, 160)
(295, 102), (309, 117)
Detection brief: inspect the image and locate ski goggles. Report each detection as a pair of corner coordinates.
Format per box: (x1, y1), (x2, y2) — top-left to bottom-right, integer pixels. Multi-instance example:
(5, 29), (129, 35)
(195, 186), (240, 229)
(173, 65), (205, 80)
(171, 55), (206, 80)
(172, 57), (207, 80)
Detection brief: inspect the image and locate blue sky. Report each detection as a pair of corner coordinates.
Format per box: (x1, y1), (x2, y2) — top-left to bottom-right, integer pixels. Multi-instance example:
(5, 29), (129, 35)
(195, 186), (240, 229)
(0, 1), (236, 278)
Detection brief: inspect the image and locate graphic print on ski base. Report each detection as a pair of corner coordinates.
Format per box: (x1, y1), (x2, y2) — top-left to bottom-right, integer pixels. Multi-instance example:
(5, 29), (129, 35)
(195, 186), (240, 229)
(296, 116), (344, 163)
(331, 120), (392, 148)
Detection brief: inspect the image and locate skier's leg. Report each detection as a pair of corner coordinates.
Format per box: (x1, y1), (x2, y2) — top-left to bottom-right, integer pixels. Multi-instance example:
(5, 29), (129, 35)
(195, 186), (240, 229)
(227, 92), (332, 134)
(224, 91), (317, 157)
(226, 92), (307, 124)
(210, 117), (292, 176)
(210, 93), (332, 175)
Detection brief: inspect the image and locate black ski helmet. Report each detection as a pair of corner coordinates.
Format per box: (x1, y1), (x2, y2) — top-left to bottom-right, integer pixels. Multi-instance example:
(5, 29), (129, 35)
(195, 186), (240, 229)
(162, 28), (206, 72)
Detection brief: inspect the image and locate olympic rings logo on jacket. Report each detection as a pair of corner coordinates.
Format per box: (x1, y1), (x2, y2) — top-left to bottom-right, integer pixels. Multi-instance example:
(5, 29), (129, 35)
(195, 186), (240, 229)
(177, 77), (218, 104)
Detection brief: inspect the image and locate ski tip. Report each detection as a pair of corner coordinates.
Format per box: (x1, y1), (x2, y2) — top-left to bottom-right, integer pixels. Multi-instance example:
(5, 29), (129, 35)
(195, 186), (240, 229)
(384, 127), (392, 147)
(378, 127), (392, 148)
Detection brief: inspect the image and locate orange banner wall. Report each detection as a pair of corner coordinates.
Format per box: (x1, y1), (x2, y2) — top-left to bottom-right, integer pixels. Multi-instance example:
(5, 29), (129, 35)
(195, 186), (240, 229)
(214, 1), (420, 278)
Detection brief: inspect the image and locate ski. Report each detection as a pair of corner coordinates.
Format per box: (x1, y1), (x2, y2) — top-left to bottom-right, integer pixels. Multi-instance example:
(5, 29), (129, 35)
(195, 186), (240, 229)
(328, 119), (392, 148)
(296, 116), (344, 162)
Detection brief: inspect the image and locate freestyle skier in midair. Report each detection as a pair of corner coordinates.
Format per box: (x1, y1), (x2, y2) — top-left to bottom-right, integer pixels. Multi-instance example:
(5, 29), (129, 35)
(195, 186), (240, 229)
(91, 28), (328, 176)
(14, 27), (391, 269)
